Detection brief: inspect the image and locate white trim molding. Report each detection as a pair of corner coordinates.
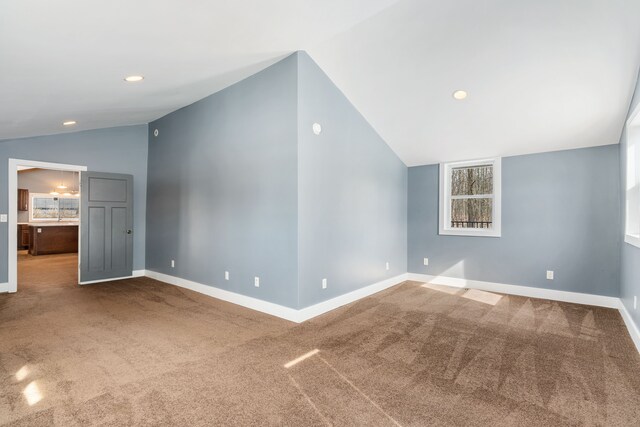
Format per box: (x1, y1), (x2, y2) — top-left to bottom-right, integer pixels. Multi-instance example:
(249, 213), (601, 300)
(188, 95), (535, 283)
(406, 273), (621, 308)
(625, 102), (640, 248)
(145, 270), (301, 322)
(407, 273), (639, 353)
(8, 158), (87, 293)
(625, 234), (640, 250)
(619, 302), (640, 353)
(296, 273), (409, 322)
(144, 270), (408, 323)
(439, 157), (502, 237)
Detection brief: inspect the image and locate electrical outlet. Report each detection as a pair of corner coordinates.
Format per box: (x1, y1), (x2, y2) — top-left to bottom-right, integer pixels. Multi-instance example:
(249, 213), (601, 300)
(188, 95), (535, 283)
(225, 271), (229, 281)
(546, 270), (554, 280)
(385, 262), (390, 271)
(171, 260), (175, 268)
(634, 296), (637, 310)
(254, 277), (260, 287)
(423, 258), (429, 266)
(322, 278), (327, 289)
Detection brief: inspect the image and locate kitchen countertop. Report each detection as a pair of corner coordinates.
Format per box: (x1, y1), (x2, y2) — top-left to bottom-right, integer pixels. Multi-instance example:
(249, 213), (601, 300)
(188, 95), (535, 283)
(23, 222), (79, 227)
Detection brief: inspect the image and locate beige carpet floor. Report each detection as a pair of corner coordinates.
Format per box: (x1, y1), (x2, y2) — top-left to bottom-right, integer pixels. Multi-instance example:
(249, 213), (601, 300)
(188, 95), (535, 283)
(17, 251), (78, 291)
(1, 278), (639, 426)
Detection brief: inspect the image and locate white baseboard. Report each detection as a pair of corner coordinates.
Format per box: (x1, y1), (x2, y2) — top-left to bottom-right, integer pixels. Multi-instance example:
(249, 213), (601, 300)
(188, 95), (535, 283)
(619, 301), (640, 353)
(406, 273), (621, 309)
(145, 270), (302, 322)
(297, 273), (409, 322)
(79, 269), (146, 285)
(407, 273), (639, 354)
(140, 268), (639, 352)
(0, 282), (8, 293)
(144, 270), (408, 323)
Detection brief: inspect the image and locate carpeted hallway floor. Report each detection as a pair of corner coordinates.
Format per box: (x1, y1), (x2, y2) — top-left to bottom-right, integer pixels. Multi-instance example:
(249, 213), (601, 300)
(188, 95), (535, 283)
(1, 278), (639, 426)
(17, 251), (78, 291)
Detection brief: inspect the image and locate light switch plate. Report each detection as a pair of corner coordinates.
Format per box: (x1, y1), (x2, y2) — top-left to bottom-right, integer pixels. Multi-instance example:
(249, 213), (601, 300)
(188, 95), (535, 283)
(0, 214), (6, 222)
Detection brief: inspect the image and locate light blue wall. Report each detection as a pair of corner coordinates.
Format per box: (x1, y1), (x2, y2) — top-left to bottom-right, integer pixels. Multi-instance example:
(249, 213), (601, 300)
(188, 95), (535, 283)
(145, 52), (408, 310)
(408, 145), (621, 296)
(620, 72), (640, 330)
(0, 125), (149, 277)
(297, 52), (407, 308)
(146, 54), (299, 308)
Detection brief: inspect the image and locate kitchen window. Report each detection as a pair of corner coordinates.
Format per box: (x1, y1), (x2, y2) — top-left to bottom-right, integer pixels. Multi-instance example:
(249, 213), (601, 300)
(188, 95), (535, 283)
(30, 193), (80, 222)
(439, 158), (501, 237)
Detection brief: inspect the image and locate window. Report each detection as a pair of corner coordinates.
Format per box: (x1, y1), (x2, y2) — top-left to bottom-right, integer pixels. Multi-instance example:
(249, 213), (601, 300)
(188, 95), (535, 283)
(439, 158), (501, 237)
(625, 104), (640, 248)
(30, 193), (80, 222)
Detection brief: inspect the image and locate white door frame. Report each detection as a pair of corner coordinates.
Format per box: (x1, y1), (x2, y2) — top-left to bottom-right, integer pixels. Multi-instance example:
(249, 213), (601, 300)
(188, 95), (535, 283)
(8, 159), (87, 293)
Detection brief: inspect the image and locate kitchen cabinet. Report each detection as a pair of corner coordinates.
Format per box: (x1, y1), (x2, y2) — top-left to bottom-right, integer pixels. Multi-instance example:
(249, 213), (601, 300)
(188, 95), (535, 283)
(17, 224), (30, 250)
(18, 189), (29, 211)
(29, 224), (78, 255)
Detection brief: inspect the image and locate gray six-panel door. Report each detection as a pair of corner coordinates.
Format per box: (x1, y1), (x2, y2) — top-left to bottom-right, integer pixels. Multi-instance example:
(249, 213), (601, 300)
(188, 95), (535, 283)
(80, 172), (133, 283)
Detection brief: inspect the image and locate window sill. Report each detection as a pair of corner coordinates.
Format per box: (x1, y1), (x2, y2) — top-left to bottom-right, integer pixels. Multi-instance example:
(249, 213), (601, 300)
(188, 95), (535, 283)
(439, 228), (501, 238)
(625, 234), (640, 249)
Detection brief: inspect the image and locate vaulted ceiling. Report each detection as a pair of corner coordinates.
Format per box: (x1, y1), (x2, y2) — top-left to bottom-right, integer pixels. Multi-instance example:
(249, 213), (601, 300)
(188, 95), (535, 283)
(2, 0), (639, 166)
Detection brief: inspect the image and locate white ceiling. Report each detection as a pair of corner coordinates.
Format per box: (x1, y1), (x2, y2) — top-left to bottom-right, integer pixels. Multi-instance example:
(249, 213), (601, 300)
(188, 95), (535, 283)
(2, 0), (640, 166)
(0, 0), (398, 140)
(309, 0), (640, 165)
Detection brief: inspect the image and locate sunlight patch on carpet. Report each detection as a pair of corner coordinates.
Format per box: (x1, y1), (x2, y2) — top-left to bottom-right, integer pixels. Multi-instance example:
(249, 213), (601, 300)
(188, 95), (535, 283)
(421, 283), (461, 295)
(462, 289), (503, 306)
(284, 349), (320, 368)
(15, 365), (29, 382)
(23, 381), (42, 406)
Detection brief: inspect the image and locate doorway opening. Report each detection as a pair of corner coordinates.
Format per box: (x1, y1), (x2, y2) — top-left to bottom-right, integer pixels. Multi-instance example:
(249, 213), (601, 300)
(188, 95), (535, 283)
(8, 159), (87, 293)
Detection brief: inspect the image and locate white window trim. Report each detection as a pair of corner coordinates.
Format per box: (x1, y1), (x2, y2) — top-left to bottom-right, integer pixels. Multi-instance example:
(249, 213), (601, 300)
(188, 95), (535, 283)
(29, 192), (80, 222)
(625, 102), (640, 249)
(439, 157), (502, 237)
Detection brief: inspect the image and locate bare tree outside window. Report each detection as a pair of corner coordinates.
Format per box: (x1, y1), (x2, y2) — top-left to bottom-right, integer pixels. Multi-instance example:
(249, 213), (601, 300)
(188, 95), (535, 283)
(31, 195), (79, 221)
(450, 165), (493, 228)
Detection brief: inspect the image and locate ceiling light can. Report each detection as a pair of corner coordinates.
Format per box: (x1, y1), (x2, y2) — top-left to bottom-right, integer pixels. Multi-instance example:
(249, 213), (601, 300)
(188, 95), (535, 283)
(124, 75), (144, 82)
(453, 90), (468, 100)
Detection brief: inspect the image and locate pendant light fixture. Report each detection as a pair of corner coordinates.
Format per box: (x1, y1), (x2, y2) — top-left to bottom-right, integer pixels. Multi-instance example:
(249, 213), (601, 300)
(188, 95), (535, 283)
(72, 171), (80, 196)
(49, 170), (80, 196)
(57, 170), (67, 189)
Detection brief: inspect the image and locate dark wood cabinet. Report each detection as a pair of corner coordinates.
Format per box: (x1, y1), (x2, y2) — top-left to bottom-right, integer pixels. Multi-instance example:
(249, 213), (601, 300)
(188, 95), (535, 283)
(18, 189), (29, 211)
(29, 225), (78, 255)
(17, 224), (30, 250)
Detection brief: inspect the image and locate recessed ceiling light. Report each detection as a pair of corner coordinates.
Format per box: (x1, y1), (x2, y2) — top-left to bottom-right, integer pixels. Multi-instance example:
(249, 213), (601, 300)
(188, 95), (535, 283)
(453, 90), (468, 100)
(124, 75), (144, 82)
(62, 120), (76, 126)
